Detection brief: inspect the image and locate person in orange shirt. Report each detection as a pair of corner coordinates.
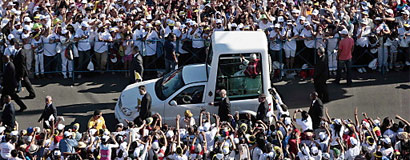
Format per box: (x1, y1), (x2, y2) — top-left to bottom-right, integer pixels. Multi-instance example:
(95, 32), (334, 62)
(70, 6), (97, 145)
(335, 29), (355, 86)
(88, 110), (106, 131)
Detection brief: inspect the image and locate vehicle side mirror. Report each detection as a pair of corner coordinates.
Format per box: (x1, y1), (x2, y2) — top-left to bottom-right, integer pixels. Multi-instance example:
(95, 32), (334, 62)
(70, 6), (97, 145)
(169, 100), (177, 106)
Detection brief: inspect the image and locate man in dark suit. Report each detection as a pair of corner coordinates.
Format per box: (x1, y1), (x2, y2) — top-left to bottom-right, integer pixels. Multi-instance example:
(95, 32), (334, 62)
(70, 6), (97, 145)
(1, 55), (27, 112)
(1, 95), (15, 129)
(212, 89), (231, 122)
(135, 85), (151, 125)
(14, 50), (36, 99)
(256, 93), (267, 122)
(129, 46), (144, 84)
(308, 92), (324, 130)
(38, 96), (57, 129)
(313, 47), (329, 103)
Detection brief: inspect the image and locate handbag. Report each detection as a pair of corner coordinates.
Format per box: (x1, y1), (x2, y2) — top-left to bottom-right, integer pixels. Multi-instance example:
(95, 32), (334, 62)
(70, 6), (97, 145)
(56, 42), (62, 53)
(65, 45), (74, 61)
(72, 44), (79, 58)
(87, 60), (94, 71)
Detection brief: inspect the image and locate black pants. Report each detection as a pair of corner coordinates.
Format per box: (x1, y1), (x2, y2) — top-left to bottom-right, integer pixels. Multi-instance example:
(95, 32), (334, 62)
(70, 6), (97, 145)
(336, 59), (352, 85)
(1, 88), (27, 110)
(314, 81), (329, 102)
(143, 55), (157, 79)
(44, 55), (57, 74)
(21, 76), (35, 96)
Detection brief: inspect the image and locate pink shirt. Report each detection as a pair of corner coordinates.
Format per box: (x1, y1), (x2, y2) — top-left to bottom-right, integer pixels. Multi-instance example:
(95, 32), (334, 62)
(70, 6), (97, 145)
(338, 37), (354, 60)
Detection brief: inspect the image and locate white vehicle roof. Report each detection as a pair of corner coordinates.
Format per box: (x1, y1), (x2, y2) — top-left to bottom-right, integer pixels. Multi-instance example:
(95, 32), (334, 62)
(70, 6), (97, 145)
(211, 31), (268, 54)
(182, 64), (209, 84)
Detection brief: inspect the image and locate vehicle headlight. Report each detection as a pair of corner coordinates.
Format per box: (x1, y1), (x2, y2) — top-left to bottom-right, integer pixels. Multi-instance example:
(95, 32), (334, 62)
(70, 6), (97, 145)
(121, 108), (132, 116)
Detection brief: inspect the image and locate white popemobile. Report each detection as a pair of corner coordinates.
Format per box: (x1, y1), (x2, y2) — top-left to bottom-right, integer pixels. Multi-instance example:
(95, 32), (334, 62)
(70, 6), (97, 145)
(115, 31), (276, 125)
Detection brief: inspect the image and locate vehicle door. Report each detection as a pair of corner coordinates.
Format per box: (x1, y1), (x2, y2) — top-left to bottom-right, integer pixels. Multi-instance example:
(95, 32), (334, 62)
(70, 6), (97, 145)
(164, 83), (209, 124)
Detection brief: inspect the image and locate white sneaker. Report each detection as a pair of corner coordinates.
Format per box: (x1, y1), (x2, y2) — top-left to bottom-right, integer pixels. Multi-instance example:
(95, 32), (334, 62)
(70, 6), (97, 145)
(63, 75), (68, 79)
(362, 68), (367, 73)
(77, 75), (82, 79)
(69, 74), (72, 78)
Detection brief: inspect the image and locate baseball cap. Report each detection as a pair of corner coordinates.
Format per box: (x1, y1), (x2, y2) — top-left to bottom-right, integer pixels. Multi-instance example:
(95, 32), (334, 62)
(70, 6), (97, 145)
(339, 29), (349, 35)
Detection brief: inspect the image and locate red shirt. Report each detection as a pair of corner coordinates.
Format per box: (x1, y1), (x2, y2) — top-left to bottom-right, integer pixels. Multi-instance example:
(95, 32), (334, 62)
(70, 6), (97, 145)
(338, 37), (354, 60)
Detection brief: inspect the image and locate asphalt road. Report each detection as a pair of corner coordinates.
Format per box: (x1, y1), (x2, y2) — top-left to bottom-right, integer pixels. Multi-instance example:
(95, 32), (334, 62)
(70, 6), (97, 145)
(7, 70), (410, 132)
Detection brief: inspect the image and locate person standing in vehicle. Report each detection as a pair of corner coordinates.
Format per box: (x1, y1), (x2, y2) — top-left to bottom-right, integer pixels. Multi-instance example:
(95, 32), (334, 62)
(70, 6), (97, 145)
(210, 89), (231, 122)
(135, 85), (152, 125)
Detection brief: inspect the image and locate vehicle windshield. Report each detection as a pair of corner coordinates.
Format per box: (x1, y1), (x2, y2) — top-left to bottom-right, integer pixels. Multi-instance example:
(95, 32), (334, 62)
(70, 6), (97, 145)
(155, 68), (185, 100)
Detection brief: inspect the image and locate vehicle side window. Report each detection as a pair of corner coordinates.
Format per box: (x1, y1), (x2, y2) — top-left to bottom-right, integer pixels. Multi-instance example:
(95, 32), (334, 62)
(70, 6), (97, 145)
(215, 53), (263, 100)
(173, 86), (205, 105)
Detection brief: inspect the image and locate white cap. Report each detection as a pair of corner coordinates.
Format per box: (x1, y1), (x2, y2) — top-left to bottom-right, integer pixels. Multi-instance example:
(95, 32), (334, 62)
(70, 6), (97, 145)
(23, 25), (31, 31)
(102, 135), (110, 142)
(10, 131), (19, 136)
(319, 132), (327, 140)
(323, 153), (331, 159)
(277, 16), (284, 22)
(311, 146), (319, 154)
(81, 22), (89, 28)
(152, 141), (160, 150)
(57, 124), (65, 130)
(8, 2), (15, 6)
(154, 20), (161, 25)
(8, 34), (14, 40)
(135, 21), (141, 25)
(386, 9), (394, 14)
(284, 117), (292, 125)
(64, 131), (71, 137)
(334, 119), (342, 125)
(62, 29), (69, 34)
(402, 10), (410, 15)
(312, 10), (319, 16)
(381, 137), (391, 144)
(22, 33), (30, 39)
(231, 23), (237, 28)
(350, 137), (358, 145)
(304, 21), (310, 26)
(274, 23), (281, 28)
(81, 0), (88, 3)
(339, 29), (349, 35)
(24, 17), (32, 23)
(216, 19), (222, 24)
(166, 130), (174, 138)
(146, 23), (153, 28)
(300, 16), (306, 21)
(292, 9), (301, 14)
(89, 129), (97, 135)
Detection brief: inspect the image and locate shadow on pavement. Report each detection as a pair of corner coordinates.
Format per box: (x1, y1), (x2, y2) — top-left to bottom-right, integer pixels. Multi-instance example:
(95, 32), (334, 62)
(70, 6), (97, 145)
(16, 102), (117, 132)
(275, 71), (409, 108)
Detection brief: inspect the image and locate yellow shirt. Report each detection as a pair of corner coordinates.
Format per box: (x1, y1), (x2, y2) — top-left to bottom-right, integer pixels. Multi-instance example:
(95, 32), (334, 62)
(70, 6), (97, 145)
(88, 117), (106, 130)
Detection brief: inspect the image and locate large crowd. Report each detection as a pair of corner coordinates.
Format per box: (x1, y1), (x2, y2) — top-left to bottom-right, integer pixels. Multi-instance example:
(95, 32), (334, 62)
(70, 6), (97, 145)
(0, 0), (409, 159)
(0, 91), (409, 160)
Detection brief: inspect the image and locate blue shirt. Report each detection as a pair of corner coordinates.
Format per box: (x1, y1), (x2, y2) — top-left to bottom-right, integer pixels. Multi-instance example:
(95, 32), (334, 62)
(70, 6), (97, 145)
(59, 138), (78, 153)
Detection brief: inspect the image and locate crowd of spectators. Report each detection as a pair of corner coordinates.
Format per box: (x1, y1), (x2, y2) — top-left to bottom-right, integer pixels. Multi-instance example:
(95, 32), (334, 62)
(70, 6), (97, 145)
(0, 0), (409, 159)
(0, 92), (409, 160)
(0, 0), (408, 82)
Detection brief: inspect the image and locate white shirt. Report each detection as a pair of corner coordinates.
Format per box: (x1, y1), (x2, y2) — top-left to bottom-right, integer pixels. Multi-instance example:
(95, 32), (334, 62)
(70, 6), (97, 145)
(269, 30), (283, 51)
(300, 28), (315, 48)
(205, 127), (218, 151)
(345, 145), (361, 160)
(0, 142), (14, 159)
(94, 32), (111, 53)
(42, 34), (59, 56)
(192, 28), (205, 48)
(4, 45), (19, 57)
(296, 117), (313, 132)
(327, 33), (339, 52)
(398, 27), (410, 47)
(144, 30), (159, 56)
(259, 21), (273, 30)
(133, 28), (145, 50)
(251, 147), (263, 160)
(283, 27), (298, 51)
(75, 28), (92, 51)
(356, 26), (371, 47)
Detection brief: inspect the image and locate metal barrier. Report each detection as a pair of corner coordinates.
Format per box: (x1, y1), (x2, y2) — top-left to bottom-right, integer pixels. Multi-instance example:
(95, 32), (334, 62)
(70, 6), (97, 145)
(5, 35), (406, 84)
